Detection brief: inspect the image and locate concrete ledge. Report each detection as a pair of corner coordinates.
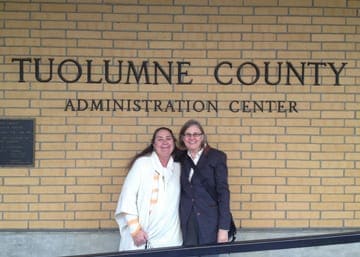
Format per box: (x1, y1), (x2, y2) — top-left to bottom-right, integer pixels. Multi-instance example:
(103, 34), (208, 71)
(1, 229), (359, 257)
(0, 230), (119, 257)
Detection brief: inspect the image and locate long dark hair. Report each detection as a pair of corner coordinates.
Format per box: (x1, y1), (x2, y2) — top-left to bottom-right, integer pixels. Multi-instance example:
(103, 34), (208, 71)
(126, 127), (177, 170)
(178, 119), (208, 150)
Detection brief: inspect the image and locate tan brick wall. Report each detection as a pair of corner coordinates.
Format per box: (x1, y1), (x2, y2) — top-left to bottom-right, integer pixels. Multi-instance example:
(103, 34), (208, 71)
(0, 0), (359, 230)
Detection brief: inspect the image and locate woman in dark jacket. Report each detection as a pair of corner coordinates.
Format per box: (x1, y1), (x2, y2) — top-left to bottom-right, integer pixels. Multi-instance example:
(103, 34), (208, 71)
(178, 119), (232, 246)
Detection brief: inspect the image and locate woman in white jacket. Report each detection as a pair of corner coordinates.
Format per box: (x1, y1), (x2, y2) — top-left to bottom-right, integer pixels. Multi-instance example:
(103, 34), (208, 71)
(115, 127), (182, 251)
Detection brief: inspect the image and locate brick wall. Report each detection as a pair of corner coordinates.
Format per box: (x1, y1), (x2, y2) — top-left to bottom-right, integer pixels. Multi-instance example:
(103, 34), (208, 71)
(0, 0), (359, 230)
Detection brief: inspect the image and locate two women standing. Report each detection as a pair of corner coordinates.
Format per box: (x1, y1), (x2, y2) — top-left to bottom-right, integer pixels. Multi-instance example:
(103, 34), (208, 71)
(115, 120), (232, 250)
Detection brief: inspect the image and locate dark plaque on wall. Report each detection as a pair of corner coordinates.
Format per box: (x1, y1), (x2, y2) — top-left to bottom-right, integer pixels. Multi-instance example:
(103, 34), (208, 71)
(0, 119), (35, 166)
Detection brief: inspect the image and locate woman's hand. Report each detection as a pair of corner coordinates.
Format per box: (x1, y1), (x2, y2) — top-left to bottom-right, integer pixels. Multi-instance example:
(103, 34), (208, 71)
(132, 229), (148, 246)
(217, 229), (228, 243)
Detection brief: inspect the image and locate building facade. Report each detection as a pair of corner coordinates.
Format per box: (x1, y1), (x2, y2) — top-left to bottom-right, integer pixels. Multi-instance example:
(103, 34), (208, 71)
(1, 0), (359, 256)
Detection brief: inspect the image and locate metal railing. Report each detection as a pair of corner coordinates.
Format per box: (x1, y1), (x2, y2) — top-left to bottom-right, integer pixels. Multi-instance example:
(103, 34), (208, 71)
(65, 230), (360, 257)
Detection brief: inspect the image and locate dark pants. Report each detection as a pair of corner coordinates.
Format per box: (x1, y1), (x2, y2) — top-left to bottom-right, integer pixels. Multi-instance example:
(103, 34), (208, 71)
(183, 209), (199, 247)
(183, 210), (223, 257)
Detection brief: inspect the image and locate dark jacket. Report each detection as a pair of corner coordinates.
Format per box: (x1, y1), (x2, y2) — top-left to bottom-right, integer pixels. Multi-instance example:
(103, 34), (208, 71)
(179, 146), (231, 245)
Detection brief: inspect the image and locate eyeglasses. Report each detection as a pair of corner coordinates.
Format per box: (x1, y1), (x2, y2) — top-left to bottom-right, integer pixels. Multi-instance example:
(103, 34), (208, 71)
(183, 133), (203, 138)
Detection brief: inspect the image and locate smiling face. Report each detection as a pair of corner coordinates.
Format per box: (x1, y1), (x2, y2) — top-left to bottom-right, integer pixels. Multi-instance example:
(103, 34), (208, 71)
(182, 124), (204, 155)
(153, 128), (175, 161)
